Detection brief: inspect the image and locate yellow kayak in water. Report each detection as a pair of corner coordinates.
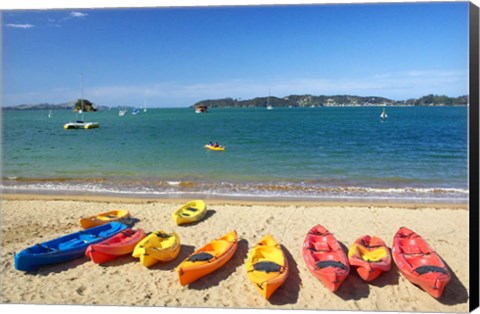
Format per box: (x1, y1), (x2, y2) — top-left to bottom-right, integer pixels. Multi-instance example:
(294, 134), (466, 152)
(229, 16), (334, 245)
(204, 144), (225, 151)
(172, 200), (207, 225)
(246, 234), (288, 299)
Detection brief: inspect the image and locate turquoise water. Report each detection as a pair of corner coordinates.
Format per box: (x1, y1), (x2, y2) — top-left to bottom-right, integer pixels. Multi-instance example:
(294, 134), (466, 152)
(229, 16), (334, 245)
(1, 106), (468, 202)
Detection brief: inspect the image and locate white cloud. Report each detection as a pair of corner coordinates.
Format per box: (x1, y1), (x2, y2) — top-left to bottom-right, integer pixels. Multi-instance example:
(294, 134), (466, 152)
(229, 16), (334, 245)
(70, 11), (88, 18)
(6, 23), (34, 29)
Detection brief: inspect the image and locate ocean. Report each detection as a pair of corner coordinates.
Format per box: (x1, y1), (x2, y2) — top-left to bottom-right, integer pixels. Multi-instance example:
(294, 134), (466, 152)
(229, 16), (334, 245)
(1, 106), (468, 203)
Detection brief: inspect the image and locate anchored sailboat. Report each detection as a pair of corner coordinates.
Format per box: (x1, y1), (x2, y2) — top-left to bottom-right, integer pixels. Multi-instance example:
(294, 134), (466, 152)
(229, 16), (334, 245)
(380, 107), (388, 120)
(64, 75), (100, 129)
(266, 89), (273, 110)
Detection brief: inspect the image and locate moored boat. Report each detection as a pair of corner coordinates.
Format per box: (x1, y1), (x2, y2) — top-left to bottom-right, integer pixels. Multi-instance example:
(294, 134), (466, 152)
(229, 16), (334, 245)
(177, 230), (238, 286)
(64, 120), (100, 129)
(85, 228), (146, 264)
(392, 227), (451, 298)
(245, 234), (288, 299)
(14, 222), (128, 271)
(348, 235), (391, 282)
(302, 225), (350, 292)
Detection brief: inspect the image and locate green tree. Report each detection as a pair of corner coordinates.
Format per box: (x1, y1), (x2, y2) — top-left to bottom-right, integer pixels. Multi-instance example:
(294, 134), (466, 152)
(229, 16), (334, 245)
(73, 99), (97, 112)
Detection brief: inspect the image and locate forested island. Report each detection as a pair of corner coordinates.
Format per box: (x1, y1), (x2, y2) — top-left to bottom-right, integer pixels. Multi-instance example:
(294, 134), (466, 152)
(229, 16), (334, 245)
(192, 94), (468, 109)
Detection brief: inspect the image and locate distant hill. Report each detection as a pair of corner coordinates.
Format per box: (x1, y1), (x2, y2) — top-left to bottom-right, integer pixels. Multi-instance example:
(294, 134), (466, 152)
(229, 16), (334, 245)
(2, 102), (74, 111)
(3, 99), (109, 111)
(192, 94), (468, 108)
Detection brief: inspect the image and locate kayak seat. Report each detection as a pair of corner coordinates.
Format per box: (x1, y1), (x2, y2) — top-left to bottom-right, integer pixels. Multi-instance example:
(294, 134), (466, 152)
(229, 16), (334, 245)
(253, 261), (282, 273)
(310, 230), (330, 236)
(400, 245), (423, 255)
(35, 243), (57, 253)
(59, 239), (86, 250)
(414, 265), (448, 275)
(305, 241), (331, 252)
(188, 252), (214, 262)
(186, 207), (198, 212)
(156, 232), (172, 239)
(180, 213), (191, 217)
(315, 260), (349, 271)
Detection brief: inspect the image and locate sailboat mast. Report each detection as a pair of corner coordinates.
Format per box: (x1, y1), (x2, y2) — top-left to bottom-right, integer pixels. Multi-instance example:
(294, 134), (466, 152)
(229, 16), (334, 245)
(79, 74), (84, 121)
(80, 74), (84, 111)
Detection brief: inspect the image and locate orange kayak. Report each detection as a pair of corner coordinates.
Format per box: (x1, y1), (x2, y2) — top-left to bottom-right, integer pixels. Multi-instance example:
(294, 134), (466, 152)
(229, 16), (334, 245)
(177, 230), (238, 286)
(348, 235), (391, 282)
(302, 225), (350, 292)
(80, 210), (130, 229)
(392, 227), (451, 298)
(85, 228), (146, 264)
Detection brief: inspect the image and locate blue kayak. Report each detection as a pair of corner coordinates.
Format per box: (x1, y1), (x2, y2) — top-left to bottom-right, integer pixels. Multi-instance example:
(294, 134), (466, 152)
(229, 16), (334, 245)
(14, 222), (128, 271)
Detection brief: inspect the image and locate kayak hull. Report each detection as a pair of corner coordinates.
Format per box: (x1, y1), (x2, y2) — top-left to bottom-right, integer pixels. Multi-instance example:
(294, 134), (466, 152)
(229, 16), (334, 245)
(204, 144), (225, 151)
(132, 231), (181, 267)
(302, 225), (350, 292)
(80, 210), (130, 229)
(348, 235), (391, 282)
(14, 222), (128, 271)
(246, 234), (288, 299)
(392, 227), (451, 298)
(85, 228), (146, 264)
(177, 230), (238, 286)
(172, 200), (207, 225)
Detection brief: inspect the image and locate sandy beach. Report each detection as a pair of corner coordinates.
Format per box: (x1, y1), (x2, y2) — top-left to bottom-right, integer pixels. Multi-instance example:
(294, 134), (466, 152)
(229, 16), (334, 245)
(0, 194), (470, 312)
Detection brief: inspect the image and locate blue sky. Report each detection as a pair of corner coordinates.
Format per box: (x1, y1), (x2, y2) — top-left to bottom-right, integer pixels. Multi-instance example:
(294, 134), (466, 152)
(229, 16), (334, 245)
(2, 1), (470, 108)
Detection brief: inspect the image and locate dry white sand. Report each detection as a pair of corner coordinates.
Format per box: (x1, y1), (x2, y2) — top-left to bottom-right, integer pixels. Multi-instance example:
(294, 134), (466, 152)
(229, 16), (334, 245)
(0, 194), (470, 312)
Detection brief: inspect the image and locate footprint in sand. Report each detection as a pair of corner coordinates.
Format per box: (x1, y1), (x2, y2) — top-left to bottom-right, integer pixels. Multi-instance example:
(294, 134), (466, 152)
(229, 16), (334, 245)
(76, 286), (86, 296)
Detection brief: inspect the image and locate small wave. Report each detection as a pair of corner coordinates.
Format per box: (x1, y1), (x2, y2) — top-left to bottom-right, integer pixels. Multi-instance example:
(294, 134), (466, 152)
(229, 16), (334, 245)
(0, 178), (469, 203)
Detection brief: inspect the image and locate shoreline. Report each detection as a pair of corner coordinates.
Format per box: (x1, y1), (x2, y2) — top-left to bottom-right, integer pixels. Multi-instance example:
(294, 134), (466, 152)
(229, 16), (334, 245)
(0, 192), (469, 209)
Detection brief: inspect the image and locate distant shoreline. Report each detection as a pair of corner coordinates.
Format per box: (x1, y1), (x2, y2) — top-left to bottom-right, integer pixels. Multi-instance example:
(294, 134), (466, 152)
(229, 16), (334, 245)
(2, 94), (468, 110)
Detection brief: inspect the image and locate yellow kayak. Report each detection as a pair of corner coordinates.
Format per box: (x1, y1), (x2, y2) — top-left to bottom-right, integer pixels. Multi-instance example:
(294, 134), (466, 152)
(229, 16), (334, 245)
(177, 230), (238, 286)
(132, 230), (181, 267)
(79, 209), (130, 229)
(246, 234), (288, 299)
(172, 200), (207, 225)
(204, 144), (225, 151)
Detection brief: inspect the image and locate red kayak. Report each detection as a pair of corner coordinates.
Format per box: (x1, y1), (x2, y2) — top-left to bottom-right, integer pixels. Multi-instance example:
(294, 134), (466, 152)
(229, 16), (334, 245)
(86, 228), (146, 264)
(348, 235), (391, 282)
(302, 225), (350, 292)
(392, 227), (451, 298)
